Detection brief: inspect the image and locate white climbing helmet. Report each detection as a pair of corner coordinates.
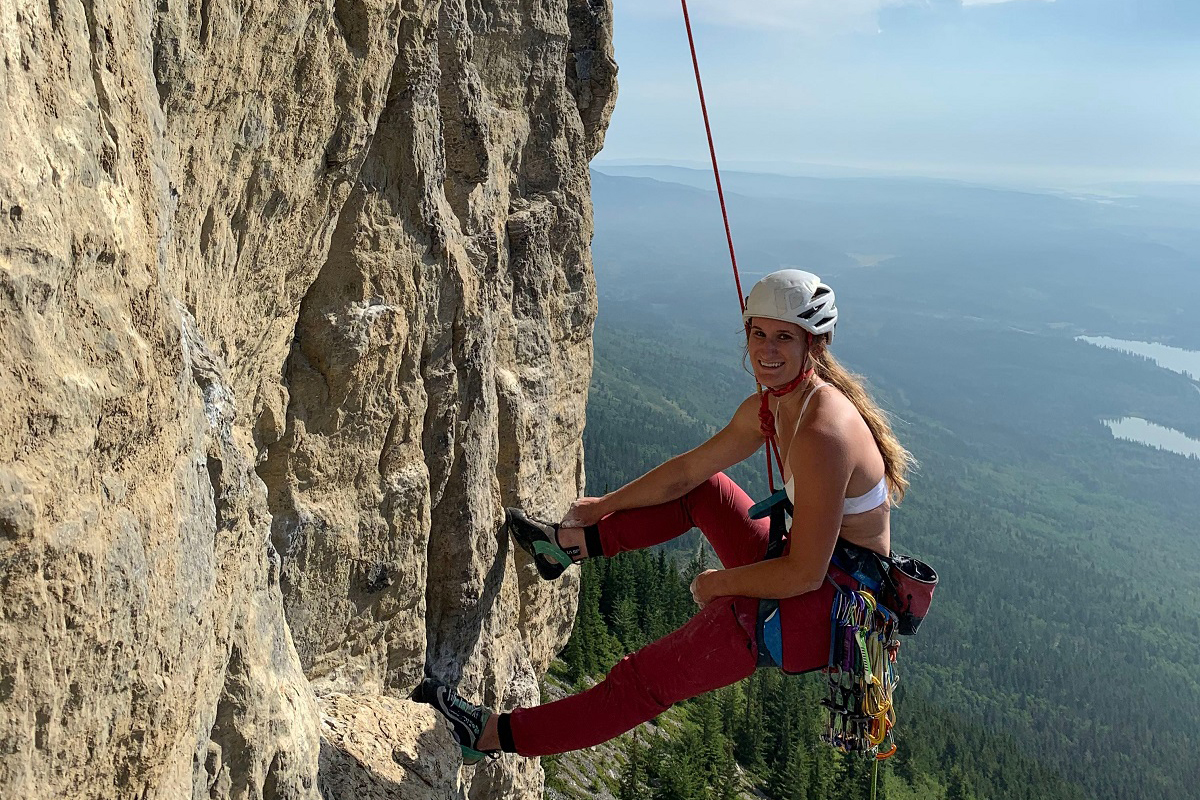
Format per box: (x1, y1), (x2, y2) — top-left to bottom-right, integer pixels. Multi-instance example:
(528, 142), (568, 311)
(742, 269), (838, 341)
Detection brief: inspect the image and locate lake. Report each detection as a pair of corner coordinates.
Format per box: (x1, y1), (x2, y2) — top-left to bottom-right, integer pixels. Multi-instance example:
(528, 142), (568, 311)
(1104, 417), (1200, 460)
(1077, 336), (1200, 382)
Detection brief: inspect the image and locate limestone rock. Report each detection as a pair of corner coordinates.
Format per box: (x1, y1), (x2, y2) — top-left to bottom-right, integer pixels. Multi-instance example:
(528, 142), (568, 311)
(0, 0), (616, 797)
(316, 692), (466, 800)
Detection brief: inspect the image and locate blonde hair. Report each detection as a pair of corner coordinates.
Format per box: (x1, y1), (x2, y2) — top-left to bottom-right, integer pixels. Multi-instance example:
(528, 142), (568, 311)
(810, 340), (915, 503)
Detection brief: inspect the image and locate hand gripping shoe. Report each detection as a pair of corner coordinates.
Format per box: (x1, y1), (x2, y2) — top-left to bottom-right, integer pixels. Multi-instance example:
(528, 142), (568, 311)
(505, 508), (575, 580)
(411, 677), (498, 765)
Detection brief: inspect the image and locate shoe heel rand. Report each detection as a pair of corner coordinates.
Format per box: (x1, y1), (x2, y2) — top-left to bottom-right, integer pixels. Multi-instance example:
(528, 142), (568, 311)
(461, 745), (483, 764)
(531, 538), (574, 568)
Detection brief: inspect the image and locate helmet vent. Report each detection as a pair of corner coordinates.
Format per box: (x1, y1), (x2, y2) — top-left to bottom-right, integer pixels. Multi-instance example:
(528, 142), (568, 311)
(741, 270), (837, 338)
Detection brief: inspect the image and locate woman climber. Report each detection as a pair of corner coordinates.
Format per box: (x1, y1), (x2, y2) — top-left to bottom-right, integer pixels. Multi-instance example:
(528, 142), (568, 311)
(413, 269), (915, 763)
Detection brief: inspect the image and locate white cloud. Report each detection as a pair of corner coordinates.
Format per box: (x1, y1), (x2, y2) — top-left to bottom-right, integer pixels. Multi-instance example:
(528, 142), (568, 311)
(625, 0), (1058, 32)
(961, 0), (1054, 5)
(626, 0), (920, 35)
(694, 0), (915, 33)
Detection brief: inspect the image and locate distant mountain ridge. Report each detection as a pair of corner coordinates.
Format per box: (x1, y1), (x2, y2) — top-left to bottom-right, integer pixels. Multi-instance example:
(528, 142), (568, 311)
(590, 164), (1200, 348)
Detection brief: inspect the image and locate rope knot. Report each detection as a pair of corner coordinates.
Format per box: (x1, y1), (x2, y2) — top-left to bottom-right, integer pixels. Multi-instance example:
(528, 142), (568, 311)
(758, 368), (813, 442)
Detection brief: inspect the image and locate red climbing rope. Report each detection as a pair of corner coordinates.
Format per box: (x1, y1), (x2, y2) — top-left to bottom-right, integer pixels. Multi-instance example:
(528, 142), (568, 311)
(680, 0), (787, 489)
(679, 0), (746, 314)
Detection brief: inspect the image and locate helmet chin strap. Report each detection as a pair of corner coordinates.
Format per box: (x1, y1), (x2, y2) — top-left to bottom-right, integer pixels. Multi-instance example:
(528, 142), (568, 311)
(757, 334), (815, 487)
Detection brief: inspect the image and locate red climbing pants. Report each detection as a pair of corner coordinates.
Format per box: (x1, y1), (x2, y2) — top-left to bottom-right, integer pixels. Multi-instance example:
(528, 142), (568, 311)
(508, 473), (795, 757)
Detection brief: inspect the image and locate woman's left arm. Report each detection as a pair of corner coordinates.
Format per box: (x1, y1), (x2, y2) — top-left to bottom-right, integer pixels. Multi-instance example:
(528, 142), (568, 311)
(691, 425), (851, 602)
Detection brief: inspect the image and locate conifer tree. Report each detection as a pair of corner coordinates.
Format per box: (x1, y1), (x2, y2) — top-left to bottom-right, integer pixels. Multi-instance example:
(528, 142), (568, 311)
(618, 733), (647, 800)
(612, 595), (645, 651)
(946, 765), (976, 800)
(560, 623), (585, 686)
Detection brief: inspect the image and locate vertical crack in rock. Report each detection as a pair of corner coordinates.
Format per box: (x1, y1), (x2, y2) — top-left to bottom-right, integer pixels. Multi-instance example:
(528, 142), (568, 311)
(82, 2), (120, 177)
(180, 304), (324, 800)
(256, 5), (442, 703)
(199, 0), (213, 48)
(436, 1), (490, 225)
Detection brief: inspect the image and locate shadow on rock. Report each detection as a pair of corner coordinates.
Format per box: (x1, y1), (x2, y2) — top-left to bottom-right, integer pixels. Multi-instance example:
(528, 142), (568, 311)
(317, 692), (468, 799)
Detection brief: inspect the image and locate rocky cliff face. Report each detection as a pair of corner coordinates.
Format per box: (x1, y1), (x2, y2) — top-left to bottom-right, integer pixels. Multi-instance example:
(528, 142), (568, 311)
(0, 1), (615, 798)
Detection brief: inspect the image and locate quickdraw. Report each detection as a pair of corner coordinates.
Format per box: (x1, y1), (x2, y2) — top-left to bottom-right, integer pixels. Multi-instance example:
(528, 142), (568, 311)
(822, 583), (901, 760)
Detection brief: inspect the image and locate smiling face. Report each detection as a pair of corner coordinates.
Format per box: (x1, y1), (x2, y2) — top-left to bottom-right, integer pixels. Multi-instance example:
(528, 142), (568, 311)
(746, 317), (811, 388)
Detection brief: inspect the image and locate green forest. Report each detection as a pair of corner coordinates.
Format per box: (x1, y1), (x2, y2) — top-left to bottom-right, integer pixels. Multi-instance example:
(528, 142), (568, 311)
(542, 313), (1200, 800)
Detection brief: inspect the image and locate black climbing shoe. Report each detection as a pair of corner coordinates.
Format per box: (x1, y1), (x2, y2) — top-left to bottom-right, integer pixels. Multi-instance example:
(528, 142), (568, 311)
(411, 677), (498, 766)
(506, 507), (574, 580)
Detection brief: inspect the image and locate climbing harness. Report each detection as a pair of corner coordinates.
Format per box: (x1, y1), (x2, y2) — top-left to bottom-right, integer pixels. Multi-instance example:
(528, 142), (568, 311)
(747, 491), (791, 669)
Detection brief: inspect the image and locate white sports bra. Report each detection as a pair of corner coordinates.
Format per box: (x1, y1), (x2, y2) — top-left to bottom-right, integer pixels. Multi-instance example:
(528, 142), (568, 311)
(778, 382), (889, 516)
(784, 474), (888, 515)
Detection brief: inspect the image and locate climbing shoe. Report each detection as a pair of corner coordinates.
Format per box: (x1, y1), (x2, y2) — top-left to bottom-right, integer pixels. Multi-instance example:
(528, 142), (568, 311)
(411, 677), (498, 765)
(505, 507), (574, 580)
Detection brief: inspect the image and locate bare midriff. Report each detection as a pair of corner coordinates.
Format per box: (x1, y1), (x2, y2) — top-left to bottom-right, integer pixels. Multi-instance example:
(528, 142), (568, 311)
(839, 503), (890, 557)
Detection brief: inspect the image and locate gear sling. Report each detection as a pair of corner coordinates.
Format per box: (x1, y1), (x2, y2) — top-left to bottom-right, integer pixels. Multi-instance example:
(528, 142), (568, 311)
(747, 489), (936, 758)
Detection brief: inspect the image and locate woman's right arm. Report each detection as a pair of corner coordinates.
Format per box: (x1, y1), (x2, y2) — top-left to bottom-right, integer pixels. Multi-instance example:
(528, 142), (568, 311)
(564, 394), (765, 527)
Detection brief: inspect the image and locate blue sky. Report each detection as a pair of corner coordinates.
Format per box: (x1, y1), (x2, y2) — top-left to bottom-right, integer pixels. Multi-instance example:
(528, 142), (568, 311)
(597, 0), (1200, 185)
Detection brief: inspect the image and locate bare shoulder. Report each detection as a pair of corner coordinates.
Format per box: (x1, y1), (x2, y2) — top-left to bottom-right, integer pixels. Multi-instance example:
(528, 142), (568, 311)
(790, 388), (857, 469)
(805, 385), (860, 440)
(793, 415), (849, 460)
(731, 392), (764, 430)
(788, 409), (853, 499)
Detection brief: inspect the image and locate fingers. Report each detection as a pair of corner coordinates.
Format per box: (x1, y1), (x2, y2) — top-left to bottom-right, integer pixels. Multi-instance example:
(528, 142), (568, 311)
(562, 497), (600, 528)
(690, 570), (720, 606)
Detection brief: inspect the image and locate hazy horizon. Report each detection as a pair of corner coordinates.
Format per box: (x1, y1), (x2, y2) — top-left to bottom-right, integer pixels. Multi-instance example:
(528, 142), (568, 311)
(591, 155), (1200, 191)
(602, 0), (1200, 187)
